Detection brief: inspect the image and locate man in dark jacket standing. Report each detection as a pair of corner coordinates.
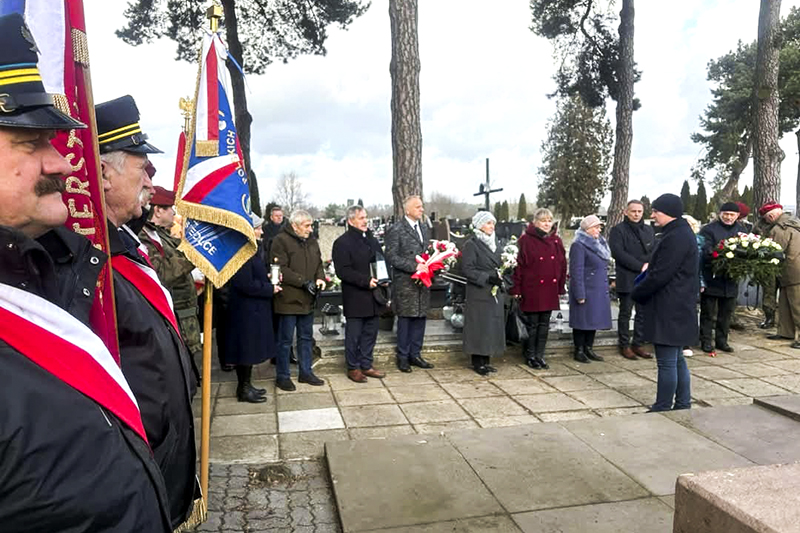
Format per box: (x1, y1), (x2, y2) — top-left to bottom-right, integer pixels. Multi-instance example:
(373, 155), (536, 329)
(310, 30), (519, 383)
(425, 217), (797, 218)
(333, 205), (388, 383)
(0, 15), (171, 531)
(271, 209), (327, 390)
(632, 194), (698, 412)
(385, 196), (436, 372)
(97, 95), (201, 530)
(698, 202), (744, 353)
(609, 199), (655, 360)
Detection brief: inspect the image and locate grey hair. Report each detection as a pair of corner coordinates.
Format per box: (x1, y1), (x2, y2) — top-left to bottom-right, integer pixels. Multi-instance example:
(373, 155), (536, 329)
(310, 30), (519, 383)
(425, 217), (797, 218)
(403, 195), (422, 209)
(290, 209), (312, 225)
(346, 205), (366, 221)
(99, 151), (128, 174)
(533, 208), (553, 221)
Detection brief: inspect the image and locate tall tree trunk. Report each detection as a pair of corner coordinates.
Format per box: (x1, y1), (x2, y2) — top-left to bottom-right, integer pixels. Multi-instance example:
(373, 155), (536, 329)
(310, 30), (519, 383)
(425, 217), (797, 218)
(796, 128), (800, 212)
(718, 136), (753, 202)
(752, 0), (784, 210)
(605, 0), (634, 233)
(221, 0), (261, 216)
(389, 0), (422, 221)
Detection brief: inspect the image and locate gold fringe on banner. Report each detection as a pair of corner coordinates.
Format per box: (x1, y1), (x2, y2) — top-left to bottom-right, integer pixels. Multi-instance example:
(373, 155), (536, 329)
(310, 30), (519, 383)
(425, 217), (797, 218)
(173, 497), (208, 532)
(195, 140), (219, 157)
(52, 94), (71, 116)
(71, 29), (90, 66)
(178, 237), (256, 289)
(177, 200), (256, 240)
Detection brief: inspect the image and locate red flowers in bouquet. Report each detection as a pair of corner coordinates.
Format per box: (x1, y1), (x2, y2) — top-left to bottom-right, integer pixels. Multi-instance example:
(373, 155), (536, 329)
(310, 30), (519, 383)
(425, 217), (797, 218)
(411, 240), (460, 287)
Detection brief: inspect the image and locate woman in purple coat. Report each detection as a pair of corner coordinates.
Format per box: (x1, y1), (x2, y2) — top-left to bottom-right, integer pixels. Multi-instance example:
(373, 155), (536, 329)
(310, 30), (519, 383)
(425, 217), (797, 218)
(569, 215), (613, 363)
(510, 208), (567, 370)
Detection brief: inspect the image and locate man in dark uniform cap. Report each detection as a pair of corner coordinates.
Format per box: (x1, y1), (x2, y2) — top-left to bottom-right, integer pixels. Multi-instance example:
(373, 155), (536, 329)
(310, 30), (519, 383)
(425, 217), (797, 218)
(96, 95), (203, 529)
(0, 13), (172, 532)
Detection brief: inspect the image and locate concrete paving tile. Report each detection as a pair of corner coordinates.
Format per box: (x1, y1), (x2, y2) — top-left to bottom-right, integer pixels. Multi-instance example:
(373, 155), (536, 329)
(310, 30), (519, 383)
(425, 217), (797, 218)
(448, 424), (649, 513)
(414, 420), (480, 434)
(209, 434), (279, 464)
(591, 372), (654, 389)
(334, 388), (396, 407)
(211, 413), (277, 437)
(726, 362), (792, 377)
(690, 366), (749, 380)
(604, 356), (658, 371)
(348, 425), (416, 440)
(761, 344), (800, 358)
(491, 379), (556, 396)
(516, 392), (588, 413)
(562, 414), (753, 495)
(659, 495), (675, 509)
(630, 368), (659, 382)
(767, 359), (800, 372)
(536, 410), (599, 422)
(700, 353), (744, 366)
(714, 378), (792, 397)
(665, 404), (800, 465)
(276, 391), (336, 412)
(278, 407), (345, 433)
(595, 406), (649, 417)
(476, 415), (541, 428)
(487, 364), (532, 380)
(700, 397), (754, 407)
(400, 400), (471, 424)
(562, 360), (624, 374)
(279, 429), (349, 460)
(365, 515), (523, 532)
(683, 356), (716, 368)
(429, 368), (486, 383)
(521, 362), (580, 377)
(340, 404), (409, 428)
(616, 386), (656, 405)
(754, 394), (800, 421)
(214, 395), (276, 416)
(380, 369), (436, 386)
(457, 397), (529, 418)
(690, 377), (747, 400)
(275, 379), (332, 394)
(568, 389), (642, 409)
(387, 384), (451, 403)
(540, 375), (605, 392)
(512, 497), (673, 533)
(326, 436), (504, 531)
(440, 381), (505, 399)
(731, 348), (789, 362)
(325, 374), (386, 391)
(217, 380), (272, 398)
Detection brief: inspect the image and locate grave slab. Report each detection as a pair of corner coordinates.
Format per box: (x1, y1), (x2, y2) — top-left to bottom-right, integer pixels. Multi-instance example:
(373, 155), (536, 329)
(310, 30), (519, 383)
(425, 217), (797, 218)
(754, 394), (800, 421)
(277, 407), (345, 433)
(361, 515), (522, 533)
(512, 497), (673, 533)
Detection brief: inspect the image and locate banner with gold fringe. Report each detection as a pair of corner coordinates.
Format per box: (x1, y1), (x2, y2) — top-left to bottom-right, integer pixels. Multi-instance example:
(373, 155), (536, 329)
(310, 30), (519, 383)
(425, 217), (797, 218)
(175, 29), (256, 288)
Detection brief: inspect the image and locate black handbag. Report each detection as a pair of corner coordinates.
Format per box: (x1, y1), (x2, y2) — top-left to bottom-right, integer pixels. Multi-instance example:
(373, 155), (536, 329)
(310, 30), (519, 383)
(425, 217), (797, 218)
(505, 299), (529, 345)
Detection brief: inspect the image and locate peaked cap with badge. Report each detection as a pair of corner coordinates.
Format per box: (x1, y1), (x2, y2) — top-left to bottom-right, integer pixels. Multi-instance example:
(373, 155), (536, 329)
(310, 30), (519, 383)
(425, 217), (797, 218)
(95, 95), (162, 154)
(0, 13), (85, 130)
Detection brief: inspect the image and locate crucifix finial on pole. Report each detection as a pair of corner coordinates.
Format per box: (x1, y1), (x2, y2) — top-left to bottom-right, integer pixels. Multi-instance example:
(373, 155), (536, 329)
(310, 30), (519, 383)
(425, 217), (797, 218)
(473, 157), (503, 211)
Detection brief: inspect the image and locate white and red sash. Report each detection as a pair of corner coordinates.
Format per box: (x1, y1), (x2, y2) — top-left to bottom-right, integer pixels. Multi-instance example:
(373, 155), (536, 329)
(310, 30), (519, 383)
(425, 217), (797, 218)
(0, 283), (148, 445)
(111, 255), (181, 338)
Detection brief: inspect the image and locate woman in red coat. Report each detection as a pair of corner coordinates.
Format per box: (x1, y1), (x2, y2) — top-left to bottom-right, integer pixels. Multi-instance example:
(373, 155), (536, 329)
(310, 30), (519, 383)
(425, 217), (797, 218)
(510, 208), (567, 369)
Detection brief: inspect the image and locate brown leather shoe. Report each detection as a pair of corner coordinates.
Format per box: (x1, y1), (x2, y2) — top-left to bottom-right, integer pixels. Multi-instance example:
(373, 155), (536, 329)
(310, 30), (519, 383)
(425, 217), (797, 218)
(361, 368), (386, 379)
(631, 345), (653, 359)
(347, 369), (368, 383)
(619, 346), (637, 360)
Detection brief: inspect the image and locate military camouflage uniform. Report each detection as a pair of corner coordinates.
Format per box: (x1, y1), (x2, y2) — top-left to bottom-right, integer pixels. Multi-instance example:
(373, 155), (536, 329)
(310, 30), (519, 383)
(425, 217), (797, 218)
(139, 222), (202, 355)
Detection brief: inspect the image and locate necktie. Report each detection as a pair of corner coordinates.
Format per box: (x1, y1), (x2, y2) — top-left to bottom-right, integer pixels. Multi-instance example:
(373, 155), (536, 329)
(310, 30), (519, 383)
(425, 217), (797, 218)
(415, 223), (423, 243)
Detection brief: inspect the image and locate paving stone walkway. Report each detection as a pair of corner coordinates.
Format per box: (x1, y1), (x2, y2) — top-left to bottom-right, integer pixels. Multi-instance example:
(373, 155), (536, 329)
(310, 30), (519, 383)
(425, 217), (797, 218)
(194, 320), (800, 532)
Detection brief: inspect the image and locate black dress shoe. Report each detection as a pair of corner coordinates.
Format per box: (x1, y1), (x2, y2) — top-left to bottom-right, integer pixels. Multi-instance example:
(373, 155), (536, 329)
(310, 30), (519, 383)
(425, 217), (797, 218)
(535, 357), (549, 370)
(573, 347), (590, 364)
(484, 364), (497, 373)
(473, 365), (491, 376)
(247, 383), (267, 395)
(526, 358), (541, 369)
(276, 378), (296, 392)
(767, 334), (791, 340)
(584, 347), (605, 362)
(237, 386), (267, 403)
(221, 364), (235, 372)
(298, 373), (325, 386)
(409, 356), (434, 369)
(715, 343), (734, 353)
(701, 343), (715, 353)
(397, 359), (412, 373)
(791, 341), (800, 349)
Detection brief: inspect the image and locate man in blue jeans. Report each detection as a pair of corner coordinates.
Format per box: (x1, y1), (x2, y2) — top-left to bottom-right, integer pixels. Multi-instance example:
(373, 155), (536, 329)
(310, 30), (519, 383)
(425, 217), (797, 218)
(632, 194), (698, 411)
(270, 210), (327, 391)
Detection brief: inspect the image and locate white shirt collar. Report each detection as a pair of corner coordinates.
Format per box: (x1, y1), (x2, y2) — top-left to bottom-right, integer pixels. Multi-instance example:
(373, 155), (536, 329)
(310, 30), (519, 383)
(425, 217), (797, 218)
(405, 216), (420, 228)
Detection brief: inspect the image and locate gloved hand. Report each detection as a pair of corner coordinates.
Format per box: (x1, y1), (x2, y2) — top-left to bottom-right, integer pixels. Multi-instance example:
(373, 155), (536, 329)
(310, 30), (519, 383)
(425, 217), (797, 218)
(487, 274), (502, 287)
(302, 280), (319, 296)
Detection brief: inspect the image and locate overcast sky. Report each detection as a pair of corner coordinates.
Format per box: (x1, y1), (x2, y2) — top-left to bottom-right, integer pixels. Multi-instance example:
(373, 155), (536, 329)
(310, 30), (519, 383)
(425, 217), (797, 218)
(85, 0), (800, 210)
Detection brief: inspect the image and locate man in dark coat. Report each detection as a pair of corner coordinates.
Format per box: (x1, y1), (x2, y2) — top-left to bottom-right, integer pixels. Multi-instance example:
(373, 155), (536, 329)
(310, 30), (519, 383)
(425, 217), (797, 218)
(97, 95), (201, 530)
(271, 209), (327, 390)
(609, 199), (655, 359)
(384, 195), (435, 372)
(333, 205), (388, 383)
(698, 202), (745, 353)
(632, 194), (698, 412)
(0, 15), (172, 530)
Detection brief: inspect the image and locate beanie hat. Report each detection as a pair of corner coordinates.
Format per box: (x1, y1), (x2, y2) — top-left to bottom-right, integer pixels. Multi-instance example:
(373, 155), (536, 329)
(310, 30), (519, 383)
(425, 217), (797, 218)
(651, 194), (683, 218)
(719, 201), (740, 213)
(472, 210), (496, 230)
(579, 214), (602, 231)
(759, 202), (783, 217)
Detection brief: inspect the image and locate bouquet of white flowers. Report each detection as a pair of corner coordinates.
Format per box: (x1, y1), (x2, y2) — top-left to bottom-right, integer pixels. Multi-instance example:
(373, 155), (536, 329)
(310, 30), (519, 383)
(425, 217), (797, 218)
(710, 232), (784, 287)
(492, 236), (519, 297)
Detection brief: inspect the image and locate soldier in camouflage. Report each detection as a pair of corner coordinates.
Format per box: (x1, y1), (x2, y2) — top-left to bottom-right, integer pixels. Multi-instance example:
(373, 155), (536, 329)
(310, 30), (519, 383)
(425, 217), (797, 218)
(139, 186), (203, 357)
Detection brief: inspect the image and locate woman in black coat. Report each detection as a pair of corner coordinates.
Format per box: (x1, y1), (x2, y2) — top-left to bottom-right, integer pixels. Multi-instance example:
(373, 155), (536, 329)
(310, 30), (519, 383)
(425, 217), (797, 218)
(224, 219), (281, 403)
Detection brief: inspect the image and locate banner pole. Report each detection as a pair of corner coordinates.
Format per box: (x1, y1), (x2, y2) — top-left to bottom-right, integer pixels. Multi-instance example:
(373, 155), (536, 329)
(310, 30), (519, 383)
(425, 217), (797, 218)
(200, 279), (214, 505)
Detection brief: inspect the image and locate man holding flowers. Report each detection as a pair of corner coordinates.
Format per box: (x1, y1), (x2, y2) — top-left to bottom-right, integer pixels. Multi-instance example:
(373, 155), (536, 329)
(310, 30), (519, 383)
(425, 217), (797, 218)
(698, 202), (745, 353)
(760, 203), (800, 348)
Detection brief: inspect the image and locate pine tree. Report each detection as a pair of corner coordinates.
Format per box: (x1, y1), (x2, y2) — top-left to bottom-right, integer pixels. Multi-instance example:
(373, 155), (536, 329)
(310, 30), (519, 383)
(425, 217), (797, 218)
(493, 202), (502, 221)
(640, 195), (652, 218)
(693, 181), (709, 222)
(680, 180), (694, 214)
(537, 95), (613, 225)
(501, 201), (510, 221)
(517, 194), (528, 220)
(741, 185), (755, 212)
